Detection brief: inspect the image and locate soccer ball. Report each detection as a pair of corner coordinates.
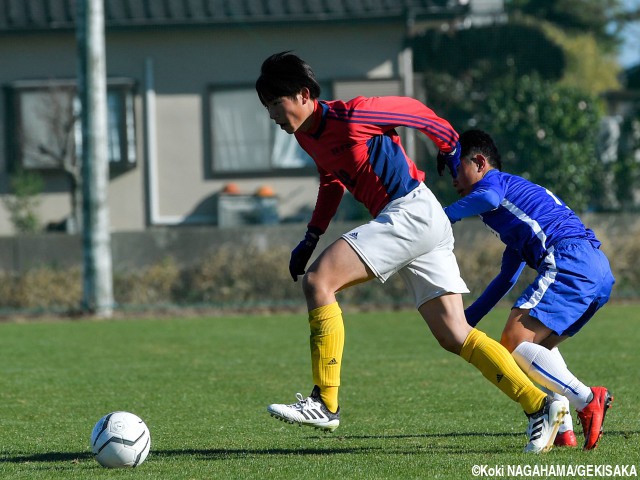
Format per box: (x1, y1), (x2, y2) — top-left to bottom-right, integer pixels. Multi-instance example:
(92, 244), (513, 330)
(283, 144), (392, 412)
(90, 411), (151, 468)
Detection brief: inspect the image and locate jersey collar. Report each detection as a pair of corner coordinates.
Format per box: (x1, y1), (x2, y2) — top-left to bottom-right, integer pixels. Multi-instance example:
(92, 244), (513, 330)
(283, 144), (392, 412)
(304, 100), (329, 139)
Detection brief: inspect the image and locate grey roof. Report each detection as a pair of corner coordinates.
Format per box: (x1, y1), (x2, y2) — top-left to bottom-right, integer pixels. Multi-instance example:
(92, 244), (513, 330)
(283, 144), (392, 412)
(0, 0), (468, 32)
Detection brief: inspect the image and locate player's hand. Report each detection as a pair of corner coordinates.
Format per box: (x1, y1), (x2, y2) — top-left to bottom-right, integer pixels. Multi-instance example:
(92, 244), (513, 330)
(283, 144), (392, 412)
(289, 228), (322, 281)
(437, 141), (461, 178)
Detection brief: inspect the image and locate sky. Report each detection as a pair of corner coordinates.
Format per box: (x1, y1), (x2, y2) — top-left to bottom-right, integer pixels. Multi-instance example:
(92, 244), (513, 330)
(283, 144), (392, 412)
(618, 0), (640, 67)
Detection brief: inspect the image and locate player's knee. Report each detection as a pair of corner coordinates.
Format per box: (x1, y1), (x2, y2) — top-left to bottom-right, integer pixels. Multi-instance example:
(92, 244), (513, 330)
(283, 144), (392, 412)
(434, 331), (463, 355)
(301, 271), (328, 300)
(300, 271), (315, 295)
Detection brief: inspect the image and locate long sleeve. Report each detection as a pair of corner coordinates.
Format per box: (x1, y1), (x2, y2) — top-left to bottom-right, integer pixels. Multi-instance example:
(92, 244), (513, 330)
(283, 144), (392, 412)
(345, 95), (458, 153)
(465, 247), (525, 327)
(445, 185), (502, 223)
(308, 167), (345, 233)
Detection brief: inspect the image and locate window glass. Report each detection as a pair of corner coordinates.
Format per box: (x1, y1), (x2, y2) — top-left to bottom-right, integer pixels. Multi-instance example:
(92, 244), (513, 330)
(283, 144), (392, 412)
(210, 86), (316, 174)
(6, 79), (137, 172)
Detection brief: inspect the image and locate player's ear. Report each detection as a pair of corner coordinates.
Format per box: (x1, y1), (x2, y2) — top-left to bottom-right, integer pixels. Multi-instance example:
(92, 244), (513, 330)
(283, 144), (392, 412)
(299, 87), (311, 103)
(473, 154), (487, 172)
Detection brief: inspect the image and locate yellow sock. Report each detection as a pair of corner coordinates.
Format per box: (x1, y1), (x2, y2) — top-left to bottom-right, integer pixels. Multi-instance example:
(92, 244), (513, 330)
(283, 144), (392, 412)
(460, 328), (546, 415)
(309, 302), (344, 413)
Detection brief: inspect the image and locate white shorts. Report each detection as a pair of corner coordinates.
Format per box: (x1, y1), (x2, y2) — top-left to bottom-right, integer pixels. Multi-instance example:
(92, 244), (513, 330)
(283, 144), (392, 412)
(342, 183), (469, 308)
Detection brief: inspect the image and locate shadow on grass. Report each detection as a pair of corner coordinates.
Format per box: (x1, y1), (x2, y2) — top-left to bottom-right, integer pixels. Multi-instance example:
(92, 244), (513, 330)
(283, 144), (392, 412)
(345, 431), (523, 440)
(2, 430), (636, 463)
(0, 451), (93, 463)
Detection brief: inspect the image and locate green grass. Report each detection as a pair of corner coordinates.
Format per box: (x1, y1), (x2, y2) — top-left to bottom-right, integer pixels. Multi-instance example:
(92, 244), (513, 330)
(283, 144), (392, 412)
(0, 304), (638, 479)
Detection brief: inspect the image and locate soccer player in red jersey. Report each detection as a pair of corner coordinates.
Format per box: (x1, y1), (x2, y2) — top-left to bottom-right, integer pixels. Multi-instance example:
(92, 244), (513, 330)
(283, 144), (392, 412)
(256, 51), (566, 453)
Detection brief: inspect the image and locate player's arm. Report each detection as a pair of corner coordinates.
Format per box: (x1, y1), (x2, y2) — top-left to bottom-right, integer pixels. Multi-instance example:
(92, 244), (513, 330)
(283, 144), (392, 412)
(445, 185), (502, 224)
(353, 96), (458, 152)
(402, 97), (459, 154)
(289, 168), (344, 282)
(465, 247), (525, 327)
(308, 167), (345, 234)
(352, 95), (462, 177)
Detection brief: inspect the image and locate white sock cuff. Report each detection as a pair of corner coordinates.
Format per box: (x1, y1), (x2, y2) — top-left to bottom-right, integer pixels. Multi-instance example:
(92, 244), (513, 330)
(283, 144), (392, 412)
(512, 341), (540, 374)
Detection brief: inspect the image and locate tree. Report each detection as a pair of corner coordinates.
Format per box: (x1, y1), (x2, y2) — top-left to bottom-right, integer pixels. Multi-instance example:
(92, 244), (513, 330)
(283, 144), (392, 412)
(411, 1), (624, 210)
(540, 22), (621, 96)
(421, 71), (604, 212)
(506, 0), (624, 53)
(412, 23), (565, 80)
(32, 85), (83, 233)
(478, 74), (604, 212)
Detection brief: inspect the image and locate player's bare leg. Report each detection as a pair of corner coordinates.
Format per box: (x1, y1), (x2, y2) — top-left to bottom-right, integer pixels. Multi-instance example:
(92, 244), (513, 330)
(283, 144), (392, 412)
(504, 309), (612, 450)
(418, 295), (565, 452)
(302, 238), (373, 310)
(268, 239), (372, 431)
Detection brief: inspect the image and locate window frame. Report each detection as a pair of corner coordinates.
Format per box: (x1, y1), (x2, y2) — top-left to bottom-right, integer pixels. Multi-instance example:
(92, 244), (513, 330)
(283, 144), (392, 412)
(4, 77), (137, 174)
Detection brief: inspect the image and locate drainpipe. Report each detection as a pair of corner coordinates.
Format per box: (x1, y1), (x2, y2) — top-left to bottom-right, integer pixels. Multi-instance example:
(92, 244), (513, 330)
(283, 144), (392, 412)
(143, 57), (160, 226)
(402, 8), (416, 161)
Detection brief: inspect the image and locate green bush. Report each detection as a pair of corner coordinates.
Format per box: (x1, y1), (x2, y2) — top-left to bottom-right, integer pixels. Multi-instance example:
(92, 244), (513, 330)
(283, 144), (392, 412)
(2, 169), (44, 234)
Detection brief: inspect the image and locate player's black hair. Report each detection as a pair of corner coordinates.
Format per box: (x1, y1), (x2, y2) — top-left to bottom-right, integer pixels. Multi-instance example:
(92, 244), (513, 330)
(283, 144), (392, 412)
(256, 51), (321, 106)
(459, 129), (503, 171)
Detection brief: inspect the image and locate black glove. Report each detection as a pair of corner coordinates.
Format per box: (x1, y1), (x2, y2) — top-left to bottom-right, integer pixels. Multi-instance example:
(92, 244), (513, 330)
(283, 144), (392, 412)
(289, 227), (322, 281)
(437, 141), (461, 178)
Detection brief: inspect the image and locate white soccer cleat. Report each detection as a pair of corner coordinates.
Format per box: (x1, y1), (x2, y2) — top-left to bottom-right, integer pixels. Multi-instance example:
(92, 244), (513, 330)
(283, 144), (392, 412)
(267, 386), (340, 432)
(524, 396), (569, 453)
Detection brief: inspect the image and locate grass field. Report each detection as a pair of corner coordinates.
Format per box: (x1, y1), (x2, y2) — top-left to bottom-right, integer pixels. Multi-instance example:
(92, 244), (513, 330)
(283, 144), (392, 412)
(0, 304), (638, 479)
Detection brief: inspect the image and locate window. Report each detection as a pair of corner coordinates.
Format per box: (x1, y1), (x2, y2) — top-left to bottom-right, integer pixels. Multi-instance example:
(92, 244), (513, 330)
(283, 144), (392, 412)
(208, 86), (317, 175)
(5, 78), (137, 173)
(105, 81), (137, 172)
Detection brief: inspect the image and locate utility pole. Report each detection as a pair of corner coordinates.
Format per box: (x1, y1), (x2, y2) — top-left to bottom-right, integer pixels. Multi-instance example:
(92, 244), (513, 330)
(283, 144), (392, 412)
(76, 0), (114, 317)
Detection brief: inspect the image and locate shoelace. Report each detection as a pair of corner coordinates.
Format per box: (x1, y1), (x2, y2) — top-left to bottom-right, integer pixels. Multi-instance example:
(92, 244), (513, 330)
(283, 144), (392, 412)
(291, 392), (316, 410)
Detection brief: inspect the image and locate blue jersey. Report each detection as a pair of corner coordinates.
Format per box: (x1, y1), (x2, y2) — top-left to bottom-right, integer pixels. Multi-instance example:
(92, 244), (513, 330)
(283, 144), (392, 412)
(445, 169), (604, 327)
(445, 170), (599, 269)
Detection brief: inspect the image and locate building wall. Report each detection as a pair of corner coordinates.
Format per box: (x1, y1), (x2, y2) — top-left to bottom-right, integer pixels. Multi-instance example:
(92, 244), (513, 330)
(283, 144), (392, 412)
(0, 22), (409, 234)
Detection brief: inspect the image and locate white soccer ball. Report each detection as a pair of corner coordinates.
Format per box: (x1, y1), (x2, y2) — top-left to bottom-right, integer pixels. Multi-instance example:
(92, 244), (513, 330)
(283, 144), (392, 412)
(90, 411), (151, 468)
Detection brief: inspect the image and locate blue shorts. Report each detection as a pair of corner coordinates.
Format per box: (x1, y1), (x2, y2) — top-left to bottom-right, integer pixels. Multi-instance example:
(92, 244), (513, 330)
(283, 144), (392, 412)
(514, 238), (615, 336)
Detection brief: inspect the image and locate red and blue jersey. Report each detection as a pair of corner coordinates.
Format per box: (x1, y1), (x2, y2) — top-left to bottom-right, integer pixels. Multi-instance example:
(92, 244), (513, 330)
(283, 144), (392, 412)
(295, 96), (458, 232)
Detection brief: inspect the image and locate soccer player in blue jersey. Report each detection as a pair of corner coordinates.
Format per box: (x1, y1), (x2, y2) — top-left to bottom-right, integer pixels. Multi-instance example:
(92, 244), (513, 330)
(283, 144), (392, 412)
(444, 129), (615, 450)
(256, 52), (567, 453)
